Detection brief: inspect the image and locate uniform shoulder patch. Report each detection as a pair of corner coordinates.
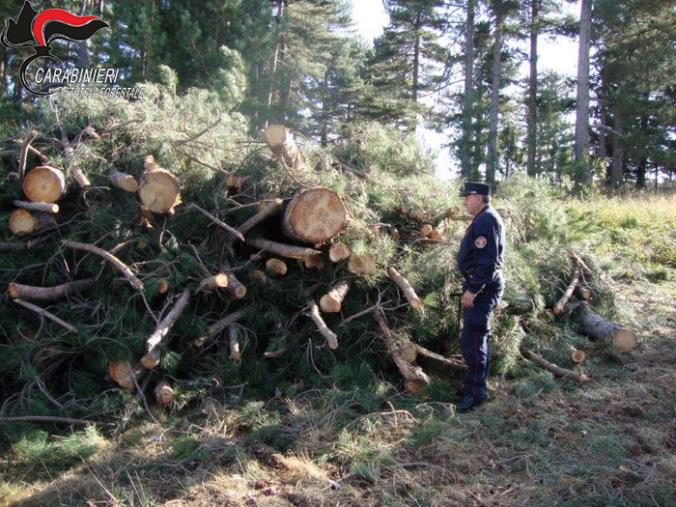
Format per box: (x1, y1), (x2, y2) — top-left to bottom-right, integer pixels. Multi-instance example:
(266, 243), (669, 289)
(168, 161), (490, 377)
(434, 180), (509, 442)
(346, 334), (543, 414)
(475, 236), (487, 249)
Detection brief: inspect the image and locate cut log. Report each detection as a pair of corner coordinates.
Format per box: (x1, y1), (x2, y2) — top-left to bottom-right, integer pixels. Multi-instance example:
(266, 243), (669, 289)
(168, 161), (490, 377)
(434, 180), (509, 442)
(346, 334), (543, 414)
(388, 267), (422, 310)
(569, 346), (587, 364)
(520, 346), (591, 383)
(304, 255), (325, 270)
(13, 200), (59, 214)
(428, 228), (443, 241)
(197, 273), (229, 293)
(248, 237), (321, 260)
(224, 272), (247, 299)
(553, 268), (581, 315)
(282, 188), (348, 244)
(138, 157), (181, 214)
(154, 380), (174, 406)
(265, 258), (287, 277)
(576, 304), (637, 352)
(72, 166), (91, 189)
(329, 242), (351, 263)
(109, 170), (139, 192)
(108, 360), (142, 390)
(262, 124), (304, 170)
(8, 278), (94, 301)
(61, 240), (143, 291)
(319, 280), (351, 314)
(250, 269), (270, 284)
(414, 345), (468, 371)
(575, 286), (592, 301)
(236, 198), (284, 236)
(157, 279), (170, 295)
(228, 325), (241, 361)
(307, 300), (338, 349)
(347, 254), (377, 275)
(9, 210), (56, 235)
(141, 288), (191, 369)
(22, 165), (65, 203)
(373, 307), (430, 393)
(225, 173), (249, 192)
(420, 224), (433, 237)
(194, 307), (249, 348)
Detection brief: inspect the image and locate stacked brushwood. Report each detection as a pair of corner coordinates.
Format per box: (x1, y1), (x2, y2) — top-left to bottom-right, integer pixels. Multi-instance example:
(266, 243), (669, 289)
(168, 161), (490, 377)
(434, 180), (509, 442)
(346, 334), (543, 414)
(0, 83), (636, 422)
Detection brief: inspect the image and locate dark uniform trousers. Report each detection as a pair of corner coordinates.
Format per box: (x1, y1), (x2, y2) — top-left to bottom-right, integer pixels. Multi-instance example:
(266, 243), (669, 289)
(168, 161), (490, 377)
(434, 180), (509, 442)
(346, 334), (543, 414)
(461, 274), (504, 400)
(456, 204), (506, 401)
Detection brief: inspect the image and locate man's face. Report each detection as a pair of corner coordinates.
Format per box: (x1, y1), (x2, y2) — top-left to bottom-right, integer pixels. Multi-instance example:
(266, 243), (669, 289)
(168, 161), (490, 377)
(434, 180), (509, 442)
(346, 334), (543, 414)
(463, 194), (482, 216)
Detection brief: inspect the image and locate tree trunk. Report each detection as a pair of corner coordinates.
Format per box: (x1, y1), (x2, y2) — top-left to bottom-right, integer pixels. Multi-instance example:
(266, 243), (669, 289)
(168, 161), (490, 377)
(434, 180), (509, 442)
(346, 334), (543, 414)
(262, 124), (304, 171)
(526, 0), (539, 177)
(636, 92), (649, 189)
(411, 9), (422, 132)
(610, 109), (624, 187)
(574, 0), (592, 185)
(486, 9), (503, 186)
(267, 0), (285, 110)
(9, 210), (56, 235)
(575, 303), (637, 352)
(319, 280), (350, 313)
(460, 0), (475, 179)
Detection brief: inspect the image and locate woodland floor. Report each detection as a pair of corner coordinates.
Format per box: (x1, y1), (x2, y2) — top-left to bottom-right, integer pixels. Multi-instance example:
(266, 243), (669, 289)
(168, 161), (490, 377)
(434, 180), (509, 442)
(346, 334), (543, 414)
(1, 274), (674, 507)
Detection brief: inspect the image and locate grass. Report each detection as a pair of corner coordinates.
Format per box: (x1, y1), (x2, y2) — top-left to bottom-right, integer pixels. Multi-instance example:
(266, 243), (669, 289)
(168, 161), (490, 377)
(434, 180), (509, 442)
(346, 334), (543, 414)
(1, 193), (675, 506)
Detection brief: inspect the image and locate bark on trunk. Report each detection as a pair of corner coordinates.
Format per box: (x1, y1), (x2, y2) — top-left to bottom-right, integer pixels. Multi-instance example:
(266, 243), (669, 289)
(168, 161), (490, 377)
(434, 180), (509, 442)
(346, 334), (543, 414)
(248, 237), (321, 260)
(282, 187), (347, 244)
(13, 200), (59, 214)
(610, 108), (624, 187)
(486, 9), (503, 185)
(574, 0), (592, 183)
(197, 273), (229, 293)
(388, 267), (422, 310)
(576, 303), (637, 352)
(460, 0), (475, 179)
(526, 0), (539, 177)
(521, 346), (590, 382)
(141, 288), (191, 369)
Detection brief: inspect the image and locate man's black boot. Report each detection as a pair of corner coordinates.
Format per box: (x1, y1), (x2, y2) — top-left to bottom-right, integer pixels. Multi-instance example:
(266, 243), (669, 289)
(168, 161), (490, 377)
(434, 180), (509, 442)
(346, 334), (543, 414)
(456, 393), (489, 413)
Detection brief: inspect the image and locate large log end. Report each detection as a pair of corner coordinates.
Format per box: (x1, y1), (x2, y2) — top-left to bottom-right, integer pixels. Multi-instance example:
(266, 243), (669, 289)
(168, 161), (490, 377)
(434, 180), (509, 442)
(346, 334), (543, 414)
(22, 165), (65, 203)
(138, 168), (181, 214)
(283, 187), (348, 244)
(612, 329), (637, 352)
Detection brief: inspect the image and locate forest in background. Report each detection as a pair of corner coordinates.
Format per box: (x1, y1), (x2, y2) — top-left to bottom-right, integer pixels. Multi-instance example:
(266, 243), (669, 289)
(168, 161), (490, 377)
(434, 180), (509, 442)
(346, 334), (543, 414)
(0, 0), (673, 188)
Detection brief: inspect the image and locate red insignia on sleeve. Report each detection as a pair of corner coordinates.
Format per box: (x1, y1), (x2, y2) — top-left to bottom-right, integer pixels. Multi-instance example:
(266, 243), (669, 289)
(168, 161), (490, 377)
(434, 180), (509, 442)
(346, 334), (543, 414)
(475, 236), (487, 248)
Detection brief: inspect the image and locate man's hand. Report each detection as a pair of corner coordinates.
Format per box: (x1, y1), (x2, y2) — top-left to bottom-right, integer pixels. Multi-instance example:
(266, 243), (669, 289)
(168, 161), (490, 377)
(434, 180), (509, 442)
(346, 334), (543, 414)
(462, 290), (476, 309)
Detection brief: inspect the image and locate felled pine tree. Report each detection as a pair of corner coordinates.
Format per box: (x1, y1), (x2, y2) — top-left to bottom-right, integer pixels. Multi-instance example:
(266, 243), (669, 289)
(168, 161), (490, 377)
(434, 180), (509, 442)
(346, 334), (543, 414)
(0, 66), (634, 421)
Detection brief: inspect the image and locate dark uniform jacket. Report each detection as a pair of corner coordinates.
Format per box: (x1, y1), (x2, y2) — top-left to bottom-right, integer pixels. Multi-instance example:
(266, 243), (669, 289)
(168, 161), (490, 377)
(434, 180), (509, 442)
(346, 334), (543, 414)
(457, 205), (506, 295)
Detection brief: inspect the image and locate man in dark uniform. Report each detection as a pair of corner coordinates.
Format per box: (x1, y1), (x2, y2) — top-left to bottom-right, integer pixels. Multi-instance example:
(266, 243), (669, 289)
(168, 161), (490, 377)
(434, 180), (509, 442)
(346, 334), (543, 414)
(455, 182), (506, 412)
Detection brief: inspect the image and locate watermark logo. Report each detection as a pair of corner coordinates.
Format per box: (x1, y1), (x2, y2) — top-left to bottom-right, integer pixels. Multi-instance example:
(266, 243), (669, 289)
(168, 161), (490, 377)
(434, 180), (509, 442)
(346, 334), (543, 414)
(1, 1), (138, 97)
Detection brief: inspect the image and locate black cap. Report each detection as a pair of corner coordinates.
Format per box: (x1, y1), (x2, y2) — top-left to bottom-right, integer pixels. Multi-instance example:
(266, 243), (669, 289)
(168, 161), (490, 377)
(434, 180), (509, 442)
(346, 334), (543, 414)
(459, 182), (491, 197)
